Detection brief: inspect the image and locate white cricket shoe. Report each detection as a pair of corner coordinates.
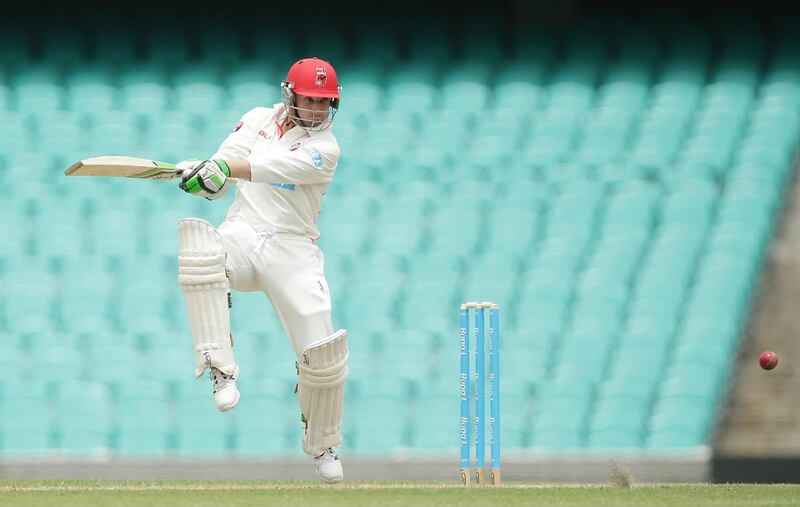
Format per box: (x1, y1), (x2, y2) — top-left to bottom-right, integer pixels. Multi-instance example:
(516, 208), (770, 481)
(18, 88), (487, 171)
(313, 448), (343, 484)
(210, 365), (239, 412)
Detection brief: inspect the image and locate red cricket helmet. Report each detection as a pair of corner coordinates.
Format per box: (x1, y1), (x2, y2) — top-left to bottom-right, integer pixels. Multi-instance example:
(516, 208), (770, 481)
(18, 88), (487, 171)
(283, 57), (341, 98)
(281, 57), (341, 131)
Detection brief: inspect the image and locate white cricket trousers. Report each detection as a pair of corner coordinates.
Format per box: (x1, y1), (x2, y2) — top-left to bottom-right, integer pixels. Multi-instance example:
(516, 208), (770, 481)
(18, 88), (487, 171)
(217, 217), (334, 358)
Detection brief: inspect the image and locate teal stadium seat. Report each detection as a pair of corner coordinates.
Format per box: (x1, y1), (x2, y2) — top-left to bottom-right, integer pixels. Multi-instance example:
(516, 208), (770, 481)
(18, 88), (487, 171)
(174, 383), (233, 455)
(58, 258), (116, 333)
(518, 300), (569, 339)
(0, 213), (30, 259)
(173, 63), (226, 118)
(116, 395), (172, 456)
(386, 64), (438, 114)
(502, 338), (550, 388)
(233, 378), (296, 456)
(597, 374), (657, 405)
(405, 251), (461, 288)
(14, 64), (63, 115)
(86, 338), (145, 385)
(608, 350), (669, 390)
(546, 62), (598, 113)
(65, 64), (116, 121)
(495, 391), (531, 448)
(119, 63), (171, 117)
(348, 377), (410, 454)
(2, 259), (57, 333)
(629, 108), (692, 167)
(399, 279), (457, 334)
(576, 109), (635, 165)
(337, 62), (383, 115)
(441, 63), (491, 112)
(410, 392), (454, 451)
(341, 279), (399, 333)
(553, 331), (614, 384)
(28, 344), (84, 383)
(33, 196), (86, 258)
(85, 111), (141, 154)
(90, 209), (143, 257)
(486, 211), (539, 255)
(54, 381), (114, 456)
(494, 63), (545, 110)
(0, 345), (27, 379)
(647, 398), (713, 449)
(117, 277), (171, 333)
(148, 346), (193, 384)
(144, 111), (204, 163)
(393, 333), (441, 383)
(34, 111), (85, 155)
(531, 384), (592, 450)
(597, 60), (651, 111)
(651, 75), (702, 113)
(588, 398), (648, 449)
(481, 107), (532, 138)
(226, 66), (281, 115)
(523, 108), (581, 165)
(0, 112), (30, 156)
(0, 382), (51, 455)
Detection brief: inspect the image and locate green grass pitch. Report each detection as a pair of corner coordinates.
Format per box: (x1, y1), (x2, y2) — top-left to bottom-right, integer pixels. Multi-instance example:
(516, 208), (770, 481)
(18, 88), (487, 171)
(0, 481), (798, 506)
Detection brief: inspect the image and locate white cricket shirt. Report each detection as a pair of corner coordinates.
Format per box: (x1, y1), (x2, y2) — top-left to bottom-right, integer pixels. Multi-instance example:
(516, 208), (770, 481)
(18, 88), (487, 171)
(211, 103), (340, 240)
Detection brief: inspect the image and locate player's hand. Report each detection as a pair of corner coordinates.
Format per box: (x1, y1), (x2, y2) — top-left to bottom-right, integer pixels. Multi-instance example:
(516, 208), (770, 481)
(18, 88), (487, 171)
(176, 159), (203, 173)
(179, 159), (231, 201)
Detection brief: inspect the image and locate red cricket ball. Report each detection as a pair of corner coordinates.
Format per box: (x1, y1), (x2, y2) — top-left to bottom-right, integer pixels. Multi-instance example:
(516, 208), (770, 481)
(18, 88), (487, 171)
(759, 351), (778, 370)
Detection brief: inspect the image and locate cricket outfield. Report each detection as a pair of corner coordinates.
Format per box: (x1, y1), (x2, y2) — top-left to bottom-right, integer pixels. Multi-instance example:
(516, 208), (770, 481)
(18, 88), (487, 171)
(0, 481), (798, 507)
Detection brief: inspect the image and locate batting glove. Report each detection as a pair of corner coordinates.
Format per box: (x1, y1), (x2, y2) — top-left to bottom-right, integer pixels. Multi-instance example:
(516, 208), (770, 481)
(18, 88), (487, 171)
(179, 159), (231, 200)
(176, 159), (203, 172)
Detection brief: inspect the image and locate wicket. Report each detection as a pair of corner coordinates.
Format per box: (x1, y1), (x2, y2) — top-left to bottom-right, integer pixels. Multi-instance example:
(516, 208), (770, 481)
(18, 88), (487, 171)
(459, 301), (501, 486)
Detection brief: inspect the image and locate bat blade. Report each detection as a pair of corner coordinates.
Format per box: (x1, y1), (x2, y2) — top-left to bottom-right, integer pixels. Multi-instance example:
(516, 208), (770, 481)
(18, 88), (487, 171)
(65, 156), (182, 180)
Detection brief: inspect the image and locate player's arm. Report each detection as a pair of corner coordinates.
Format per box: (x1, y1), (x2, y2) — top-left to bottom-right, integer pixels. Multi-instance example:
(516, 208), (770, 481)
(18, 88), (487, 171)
(211, 108), (262, 159)
(226, 141), (339, 184)
(178, 108), (265, 200)
(225, 160), (252, 181)
(179, 141), (337, 199)
(177, 108), (261, 173)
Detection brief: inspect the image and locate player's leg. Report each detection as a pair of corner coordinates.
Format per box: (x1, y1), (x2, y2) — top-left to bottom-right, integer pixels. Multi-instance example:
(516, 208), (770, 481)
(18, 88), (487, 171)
(297, 329), (347, 483)
(261, 239), (347, 483)
(177, 217), (248, 412)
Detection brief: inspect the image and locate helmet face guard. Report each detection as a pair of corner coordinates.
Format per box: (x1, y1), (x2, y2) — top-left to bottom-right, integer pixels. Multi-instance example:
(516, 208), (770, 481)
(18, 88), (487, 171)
(281, 57), (341, 132)
(281, 82), (340, 132)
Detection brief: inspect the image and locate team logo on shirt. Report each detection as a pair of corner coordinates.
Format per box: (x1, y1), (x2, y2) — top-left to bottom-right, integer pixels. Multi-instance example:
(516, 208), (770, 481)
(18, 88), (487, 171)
(289, 141), (302, 151)
(315, 68), (327, 88)
(302, 146), (324, 169)
(233, 121), (243, 132)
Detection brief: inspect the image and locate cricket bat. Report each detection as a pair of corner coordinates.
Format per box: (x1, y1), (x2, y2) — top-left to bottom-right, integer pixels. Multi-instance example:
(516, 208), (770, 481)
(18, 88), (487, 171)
(65, 156), (182, 180)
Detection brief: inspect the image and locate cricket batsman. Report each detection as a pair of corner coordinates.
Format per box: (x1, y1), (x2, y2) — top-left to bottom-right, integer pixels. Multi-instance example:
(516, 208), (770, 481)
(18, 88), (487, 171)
(174, 57), (347, 483)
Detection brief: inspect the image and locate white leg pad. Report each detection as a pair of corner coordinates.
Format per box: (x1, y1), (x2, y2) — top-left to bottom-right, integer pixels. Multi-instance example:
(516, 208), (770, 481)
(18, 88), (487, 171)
(297, 329), (348, 453)
(177, 218), (236, 378)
